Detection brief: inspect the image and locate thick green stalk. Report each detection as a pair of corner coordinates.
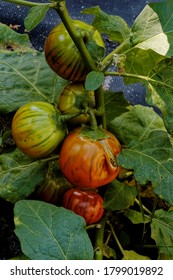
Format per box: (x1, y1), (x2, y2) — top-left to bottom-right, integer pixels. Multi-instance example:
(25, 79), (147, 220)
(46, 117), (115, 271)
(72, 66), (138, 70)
(94, 215), (107, 260)
(54, 1), (97, 71)
(54, 1), (106, 127)
(101, 39), (129, 72)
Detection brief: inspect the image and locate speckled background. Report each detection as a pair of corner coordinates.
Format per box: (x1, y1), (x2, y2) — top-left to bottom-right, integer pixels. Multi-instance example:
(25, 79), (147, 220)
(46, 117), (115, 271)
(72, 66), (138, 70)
(0, 0), (162, 106)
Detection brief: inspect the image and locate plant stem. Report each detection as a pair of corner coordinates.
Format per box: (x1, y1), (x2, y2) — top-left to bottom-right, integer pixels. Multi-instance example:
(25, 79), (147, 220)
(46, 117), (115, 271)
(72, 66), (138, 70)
(38, 155), (59, 163)
(54, 1), (106, 128)
(109, 222), (125, 257)
(101, 39), (129, 72)
(135, 198), (152, 215)
(94, 215), (107, 260)
(105, 71), (173, 90)
(136, 182), (145, 222)
(3, 0), (55, 7)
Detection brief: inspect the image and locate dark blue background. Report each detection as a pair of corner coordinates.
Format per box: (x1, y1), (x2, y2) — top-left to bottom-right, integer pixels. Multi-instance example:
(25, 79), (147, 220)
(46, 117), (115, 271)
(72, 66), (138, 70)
(0, 0), (163, 105)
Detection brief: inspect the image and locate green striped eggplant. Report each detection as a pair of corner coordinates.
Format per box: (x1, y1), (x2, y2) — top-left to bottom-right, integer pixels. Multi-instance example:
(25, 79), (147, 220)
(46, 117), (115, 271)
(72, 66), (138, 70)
(11, 101), (67, 158)
(44, 20), (105, 81)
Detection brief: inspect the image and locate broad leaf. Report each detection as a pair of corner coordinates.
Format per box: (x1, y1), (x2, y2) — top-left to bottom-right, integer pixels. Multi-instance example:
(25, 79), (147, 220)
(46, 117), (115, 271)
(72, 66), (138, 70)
(123, 250), (150, 260)
(24, 5), (50, 32)
(146, 58), (173, 135)
(0, 149), (47, 203)
(85, 71), (104, 90)
(118, 130), (173, 206)
(123, 48), (164, 84)
(14, 200), (93, 260)
(104, 91), (130, 124)
(108, 105), (165, 145)
(0, 51), (68, 113)
(104, 180), (137, 211)
(151, 209), (173, 259)
(131, 3), (173, 56)
(0, 23), (31, 50)
(82, 6), (130, 43)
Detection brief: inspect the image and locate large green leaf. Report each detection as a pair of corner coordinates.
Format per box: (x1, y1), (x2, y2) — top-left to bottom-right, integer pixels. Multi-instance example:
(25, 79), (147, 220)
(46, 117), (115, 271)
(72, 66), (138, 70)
(104, 180), (137, 211)
(108, 105), (166, 145)
(151, 209), (173, 259)
(131, 3), (173, 56)
(146, 58), (173, 135)
(118, 130), (173, 206)
(0, 51), (68, 113)
(14, 200), (93, 260)
(82, 6), (130, 43)
(0, 149), (47, 203)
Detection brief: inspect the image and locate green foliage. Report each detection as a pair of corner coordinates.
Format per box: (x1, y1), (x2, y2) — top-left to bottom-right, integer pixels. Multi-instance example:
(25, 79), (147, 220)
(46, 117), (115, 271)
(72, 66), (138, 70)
(108, 105), (166, 145)
(85, 71), (105, 90)
(0, 22), (31, 50)
(14, 200), (93, 260)
(122, 250), (150, 260)
(0, 51), (68, 113)
(104, 180), (137, 211)
(118, 130), (173, 206)
(151, 209), (173, 258)
(24, 5), (50, 31)
(104, 91), (130, 124)
(0, 149), (48, 203)
(83, 6), (130, 43)
(1, 0), (173, 261)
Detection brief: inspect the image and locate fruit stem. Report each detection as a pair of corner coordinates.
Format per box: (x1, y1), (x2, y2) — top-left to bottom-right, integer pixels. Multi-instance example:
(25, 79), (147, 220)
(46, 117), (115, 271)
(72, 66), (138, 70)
(89, 108), (98, 131)
(60, 112), (83, 123)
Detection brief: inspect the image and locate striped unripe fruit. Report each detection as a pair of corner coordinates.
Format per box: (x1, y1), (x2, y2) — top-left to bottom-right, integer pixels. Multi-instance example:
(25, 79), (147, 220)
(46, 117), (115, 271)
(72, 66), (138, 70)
(11, 101), (67, 158)
(44, 20), (105, 81)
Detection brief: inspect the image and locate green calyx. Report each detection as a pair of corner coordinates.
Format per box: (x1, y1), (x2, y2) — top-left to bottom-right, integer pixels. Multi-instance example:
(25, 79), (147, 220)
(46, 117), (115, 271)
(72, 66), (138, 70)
(79, 126), (109, 141)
